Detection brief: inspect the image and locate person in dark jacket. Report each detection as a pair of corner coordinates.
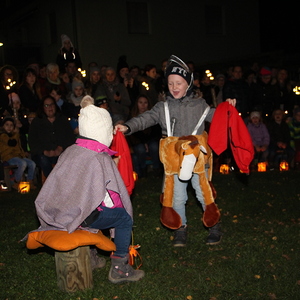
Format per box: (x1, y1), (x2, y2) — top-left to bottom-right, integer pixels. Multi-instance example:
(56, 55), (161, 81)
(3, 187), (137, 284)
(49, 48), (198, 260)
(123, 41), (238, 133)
(223, 65), (251, 118)
(18, 68), (42, 113)
(28, 95), (75, 178)
(252, 67), (280, 120)
(56, 34), (82, 73)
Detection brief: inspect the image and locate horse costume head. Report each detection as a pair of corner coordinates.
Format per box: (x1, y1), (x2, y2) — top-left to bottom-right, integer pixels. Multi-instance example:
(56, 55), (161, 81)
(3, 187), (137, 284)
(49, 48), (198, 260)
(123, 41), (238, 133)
(159, 133), (219, 229)
(175, 135), (207, 181)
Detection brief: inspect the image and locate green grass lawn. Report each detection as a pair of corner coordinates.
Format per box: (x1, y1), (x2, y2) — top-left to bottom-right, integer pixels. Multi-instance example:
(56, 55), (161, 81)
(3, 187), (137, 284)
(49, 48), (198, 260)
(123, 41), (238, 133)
(1, 170), (299, 300)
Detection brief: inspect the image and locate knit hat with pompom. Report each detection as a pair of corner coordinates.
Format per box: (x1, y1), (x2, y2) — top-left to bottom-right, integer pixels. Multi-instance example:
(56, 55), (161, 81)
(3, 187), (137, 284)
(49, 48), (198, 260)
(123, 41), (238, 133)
(78, 95), (113, 147)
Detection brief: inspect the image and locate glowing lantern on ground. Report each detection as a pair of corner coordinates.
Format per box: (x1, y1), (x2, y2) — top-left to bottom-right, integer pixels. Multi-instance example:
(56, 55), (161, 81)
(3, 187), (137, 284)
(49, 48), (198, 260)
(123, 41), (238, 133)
(133, 171), (138, 181)
(279, 161), (289, 171)
(18, 181), (30, 193)
(220, 164), (230, 174)
(257, 162), (267, 172)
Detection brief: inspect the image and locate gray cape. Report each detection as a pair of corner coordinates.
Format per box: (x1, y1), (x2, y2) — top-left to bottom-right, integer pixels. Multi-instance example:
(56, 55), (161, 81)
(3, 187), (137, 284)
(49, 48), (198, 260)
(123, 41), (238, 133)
(34, 144), (133, 234)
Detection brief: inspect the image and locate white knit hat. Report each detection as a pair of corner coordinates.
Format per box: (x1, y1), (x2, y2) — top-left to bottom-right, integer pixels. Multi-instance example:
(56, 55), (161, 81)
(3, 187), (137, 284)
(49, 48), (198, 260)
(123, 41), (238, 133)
(250, 111), (261, 119)
(61, 34), (74, 49)
(79, 95), (113, 147)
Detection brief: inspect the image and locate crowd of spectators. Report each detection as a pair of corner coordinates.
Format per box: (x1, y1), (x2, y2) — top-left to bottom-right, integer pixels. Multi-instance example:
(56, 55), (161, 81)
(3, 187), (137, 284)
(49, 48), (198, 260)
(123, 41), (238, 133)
(1, 34), (300, 190)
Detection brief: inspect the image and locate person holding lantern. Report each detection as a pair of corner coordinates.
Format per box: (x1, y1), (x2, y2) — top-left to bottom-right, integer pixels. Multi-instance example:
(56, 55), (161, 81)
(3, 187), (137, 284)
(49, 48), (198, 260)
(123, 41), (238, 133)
(115, 54), (237, 247)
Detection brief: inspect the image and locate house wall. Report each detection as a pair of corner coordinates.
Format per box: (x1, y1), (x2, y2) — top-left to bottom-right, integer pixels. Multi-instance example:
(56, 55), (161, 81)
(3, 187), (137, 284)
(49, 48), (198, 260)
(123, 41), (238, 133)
(0, 0), (260, 72)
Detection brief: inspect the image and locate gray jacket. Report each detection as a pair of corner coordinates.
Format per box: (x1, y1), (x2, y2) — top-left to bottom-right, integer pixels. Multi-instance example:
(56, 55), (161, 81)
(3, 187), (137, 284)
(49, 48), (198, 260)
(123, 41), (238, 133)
(125, 94), (215, 137)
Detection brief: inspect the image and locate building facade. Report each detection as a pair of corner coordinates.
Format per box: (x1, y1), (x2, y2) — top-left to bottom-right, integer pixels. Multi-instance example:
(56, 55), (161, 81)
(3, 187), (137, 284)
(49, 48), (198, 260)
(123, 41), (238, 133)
(0, 0), (260, 71)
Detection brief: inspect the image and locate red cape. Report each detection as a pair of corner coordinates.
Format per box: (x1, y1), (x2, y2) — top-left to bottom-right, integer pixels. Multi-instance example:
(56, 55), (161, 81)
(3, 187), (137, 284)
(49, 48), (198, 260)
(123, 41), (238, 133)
(208, 102), (254, 174)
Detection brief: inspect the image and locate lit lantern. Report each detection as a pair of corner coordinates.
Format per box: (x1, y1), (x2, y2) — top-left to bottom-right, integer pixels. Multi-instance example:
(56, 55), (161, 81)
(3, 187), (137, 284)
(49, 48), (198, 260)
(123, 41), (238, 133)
(257, 162), (267, 172)
(133, 171), (138, 181)
(142, 82), (149, 90)
(279, 161), (289, 171)
(220, 164), (230, 174)
(18, 181), (30, 193)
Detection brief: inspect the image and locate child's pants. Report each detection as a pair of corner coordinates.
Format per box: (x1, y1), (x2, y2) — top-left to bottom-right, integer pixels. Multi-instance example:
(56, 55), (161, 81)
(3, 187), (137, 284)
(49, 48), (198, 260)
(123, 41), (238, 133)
(173, 174), (205, 226)
(8, 157), (36, 181)
(89, 206), (133, 258)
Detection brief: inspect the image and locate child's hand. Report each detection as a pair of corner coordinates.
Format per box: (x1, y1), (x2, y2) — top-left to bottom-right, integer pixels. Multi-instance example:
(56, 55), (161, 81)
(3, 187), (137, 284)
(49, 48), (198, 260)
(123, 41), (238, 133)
(114, 93), (121, 102)
(114, 124), (128, 134)
(44, 150), (55, 157)
(226, 98), (236, 107)
(54, 146), (63, 156)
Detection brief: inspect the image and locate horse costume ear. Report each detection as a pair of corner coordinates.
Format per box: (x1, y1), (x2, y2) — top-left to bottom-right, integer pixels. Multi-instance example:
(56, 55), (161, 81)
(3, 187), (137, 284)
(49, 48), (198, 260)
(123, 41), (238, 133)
(181, 141), (190, 150)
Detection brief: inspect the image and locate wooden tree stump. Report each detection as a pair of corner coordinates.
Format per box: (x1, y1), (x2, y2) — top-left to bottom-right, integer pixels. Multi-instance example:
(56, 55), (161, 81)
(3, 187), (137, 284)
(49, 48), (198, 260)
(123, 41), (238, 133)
(55, 246), (93, 292)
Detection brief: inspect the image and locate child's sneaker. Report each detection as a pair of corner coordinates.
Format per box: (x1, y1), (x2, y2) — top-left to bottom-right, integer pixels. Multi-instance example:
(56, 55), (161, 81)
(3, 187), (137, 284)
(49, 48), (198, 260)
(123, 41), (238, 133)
(173, 225), (187, 247)
(109, 255), (144, 284)
(206, 223), (222, 245)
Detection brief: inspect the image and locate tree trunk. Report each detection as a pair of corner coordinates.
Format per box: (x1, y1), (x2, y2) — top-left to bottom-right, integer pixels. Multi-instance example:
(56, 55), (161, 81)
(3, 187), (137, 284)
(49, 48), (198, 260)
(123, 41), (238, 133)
(55, 246), (93, 292)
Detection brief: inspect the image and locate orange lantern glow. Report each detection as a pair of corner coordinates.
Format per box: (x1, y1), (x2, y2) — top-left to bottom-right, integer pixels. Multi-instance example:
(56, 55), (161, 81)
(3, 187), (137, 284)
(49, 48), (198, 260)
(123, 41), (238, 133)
(220, 164), (230, 174)
(133, 171), (138, 181)
(257, 162), (267, 172)
(18, 181), (30, 193)
(279, 161), (289, 171)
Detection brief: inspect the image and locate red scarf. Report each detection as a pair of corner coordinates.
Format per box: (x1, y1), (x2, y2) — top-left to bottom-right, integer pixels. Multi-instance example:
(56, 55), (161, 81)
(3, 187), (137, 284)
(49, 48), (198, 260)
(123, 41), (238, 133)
(111, 130), (135, 195)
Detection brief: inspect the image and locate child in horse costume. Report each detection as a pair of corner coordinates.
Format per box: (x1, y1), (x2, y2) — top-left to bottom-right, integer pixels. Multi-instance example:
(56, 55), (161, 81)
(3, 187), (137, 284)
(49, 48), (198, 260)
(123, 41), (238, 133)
(116, 55), (237, 247)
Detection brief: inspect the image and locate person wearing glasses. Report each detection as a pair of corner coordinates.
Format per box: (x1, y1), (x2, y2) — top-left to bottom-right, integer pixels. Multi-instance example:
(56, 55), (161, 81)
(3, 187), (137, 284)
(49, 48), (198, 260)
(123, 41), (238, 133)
(28, 95), (75, 179)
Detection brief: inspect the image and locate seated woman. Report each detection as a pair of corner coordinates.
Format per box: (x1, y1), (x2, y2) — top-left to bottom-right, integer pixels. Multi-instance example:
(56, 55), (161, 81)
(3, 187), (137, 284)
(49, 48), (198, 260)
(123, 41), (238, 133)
(0, 117), (36, 190)
(247, 111), (270, 168)
(28, 95), (75, 178)
(127, 94), (162, 178)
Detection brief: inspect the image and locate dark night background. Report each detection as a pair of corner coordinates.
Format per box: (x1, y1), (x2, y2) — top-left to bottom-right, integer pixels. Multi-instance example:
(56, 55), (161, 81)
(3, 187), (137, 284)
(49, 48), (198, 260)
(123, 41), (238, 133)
(0, 1), (298, 70)
(259, 0), (299, 54)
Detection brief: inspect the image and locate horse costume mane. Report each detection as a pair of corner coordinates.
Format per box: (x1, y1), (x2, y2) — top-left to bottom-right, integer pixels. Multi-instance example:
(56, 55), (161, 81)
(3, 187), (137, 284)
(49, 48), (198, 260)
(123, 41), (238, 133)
(159, 132), (220, 229)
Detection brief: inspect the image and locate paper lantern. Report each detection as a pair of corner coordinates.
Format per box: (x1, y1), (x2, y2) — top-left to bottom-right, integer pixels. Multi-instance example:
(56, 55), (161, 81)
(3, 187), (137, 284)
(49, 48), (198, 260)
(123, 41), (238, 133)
(220, 164), (230, 174)
(18, 181), (30, 193)
(257, 162), (267, 172)
(279, 161), (289, 171)
(133, 171), (138, 181)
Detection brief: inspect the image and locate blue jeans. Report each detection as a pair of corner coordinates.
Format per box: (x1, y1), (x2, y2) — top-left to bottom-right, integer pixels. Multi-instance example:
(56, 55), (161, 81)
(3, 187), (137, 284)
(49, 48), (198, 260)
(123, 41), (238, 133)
(32, 154), (58, 178)
(8, 157), (36, 181)
(132, 139), (161, 176)
(173, 174), (205, 226)
(88, 206), (133, 258)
